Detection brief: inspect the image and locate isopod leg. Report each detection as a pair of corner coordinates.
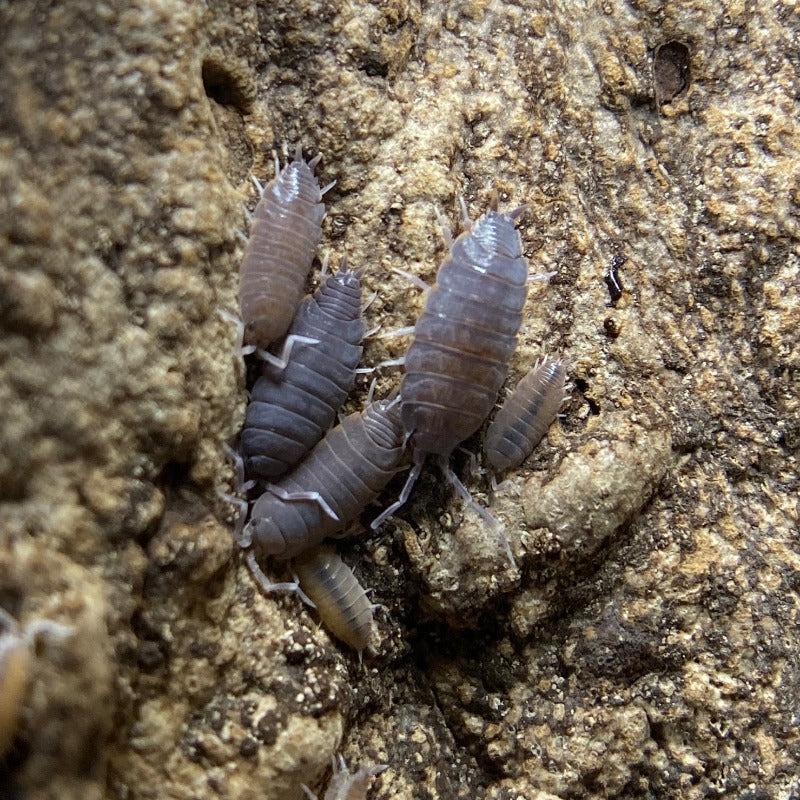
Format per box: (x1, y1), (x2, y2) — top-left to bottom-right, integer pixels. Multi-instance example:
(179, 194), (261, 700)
(22, 618), (74, 646)
(217, 490), (251, 546)
(245, 550), (301, 595)
(289, 570), (317, 608)
(267, 486), (340, 522)
(456, 445), (484, 480)
(438, 456), (517, 569)
(216, 308), (255, 358)
(306, 148), (321, 169)
(257, 334), (320, 371)
(362, 292), (379, 317)
(489, 472), (515, 494)
(458, 195), (472, 226)
(433, 206), (454, 248)
(391, 267), (431, 293)
(251, 174), (265, 197)
(376, 325), (415, 340)
(364, 376), (378, 404)
(370, 458), (423, 530)
(527, 270), (557, 283)
(221, 442), (246, 491)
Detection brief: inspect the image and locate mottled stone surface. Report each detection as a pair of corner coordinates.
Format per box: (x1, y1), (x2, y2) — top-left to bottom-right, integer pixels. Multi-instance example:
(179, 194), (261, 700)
(1, 1), (798, 799)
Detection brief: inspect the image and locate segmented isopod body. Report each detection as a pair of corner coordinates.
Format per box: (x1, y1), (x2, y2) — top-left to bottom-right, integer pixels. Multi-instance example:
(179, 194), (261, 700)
(400, 205), (529, 457)
(239, 148), (326, 348)
(244, 396), (405, 560)
(293, 547), (374, 652)
(484, 355), (569, 473)
(240, 267), (364, 480)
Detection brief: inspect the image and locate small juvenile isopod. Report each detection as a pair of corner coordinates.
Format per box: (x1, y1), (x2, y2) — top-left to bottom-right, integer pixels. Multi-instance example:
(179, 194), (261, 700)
(239, 146), (328, 349)
(372, 200), (553, 561)
(242, 394), (406, 565)
(302, 755), (388, 800)
(483, 355), (569, 473)
(240, 265), (365, 481)
(293, 546), (375, 652)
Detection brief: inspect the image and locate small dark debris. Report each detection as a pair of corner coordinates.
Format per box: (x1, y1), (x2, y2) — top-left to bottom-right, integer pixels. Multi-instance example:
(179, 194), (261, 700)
(604, 316), (621, 338)
(239, 736), (259, 759)
(256, 710), (282, 746)
(604, 254), (626, 304)
(654, 41), (691, 107)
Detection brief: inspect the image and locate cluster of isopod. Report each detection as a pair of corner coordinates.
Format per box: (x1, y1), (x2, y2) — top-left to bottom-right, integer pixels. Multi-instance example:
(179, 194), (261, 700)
(225, 145), (569, 657)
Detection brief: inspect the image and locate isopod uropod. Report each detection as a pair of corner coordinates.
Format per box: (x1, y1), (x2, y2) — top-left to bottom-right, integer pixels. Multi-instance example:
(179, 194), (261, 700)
(293, 546), (375, 653)
(242, 394), (406, 563)
(483, 355), (569, 474)
(240, 266), (365, 481)
(238, 146), (327, 349)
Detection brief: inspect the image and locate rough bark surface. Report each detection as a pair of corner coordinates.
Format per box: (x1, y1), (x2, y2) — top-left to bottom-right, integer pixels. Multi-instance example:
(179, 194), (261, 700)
(1, 1), (797, 799)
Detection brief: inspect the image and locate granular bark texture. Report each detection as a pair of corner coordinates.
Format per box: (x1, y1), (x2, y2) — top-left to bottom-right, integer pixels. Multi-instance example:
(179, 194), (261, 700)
(0, 1), (797, 799)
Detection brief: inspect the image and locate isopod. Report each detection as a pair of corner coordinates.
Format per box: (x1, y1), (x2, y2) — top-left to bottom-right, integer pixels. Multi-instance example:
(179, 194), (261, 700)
(239, 146), (328, 349)
(483, 355), (569, 473)
(240, 265), (365, 481)
(242, 394), (405, 564)
(302, 755), (388, 800)
(372, 200), (552, 562)
(293, 546), (374, 652)
(400, 202), (530, 456)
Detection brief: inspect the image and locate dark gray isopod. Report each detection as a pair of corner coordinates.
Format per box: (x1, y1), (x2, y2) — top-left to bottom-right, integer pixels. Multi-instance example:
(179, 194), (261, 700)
(238, 148), (326, 349)
(484, 355), (569, 473)
(240, 267), (364, 481)
(243, 395), (406, 561)
(293, 546), (374, 652)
